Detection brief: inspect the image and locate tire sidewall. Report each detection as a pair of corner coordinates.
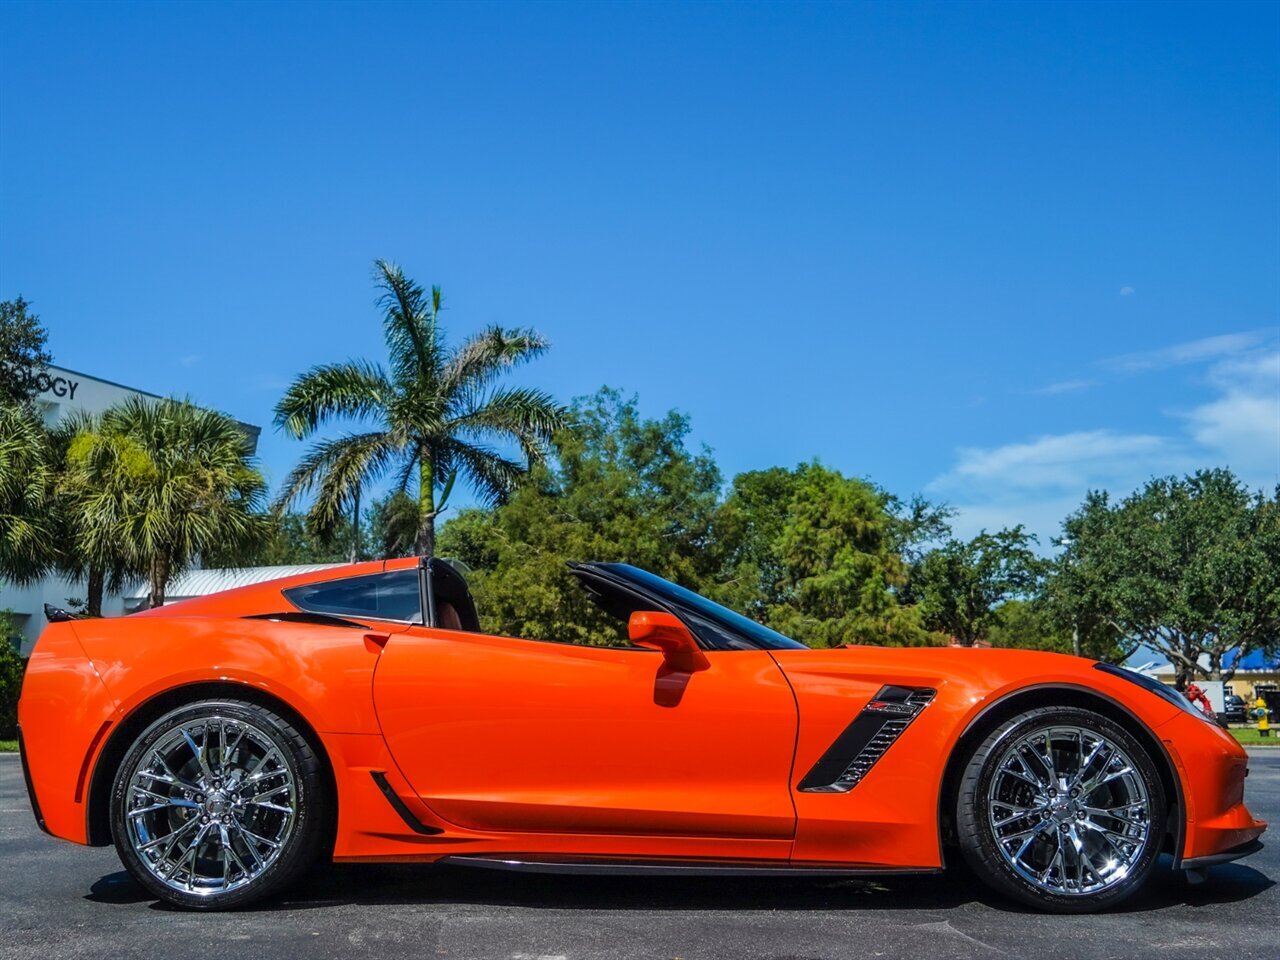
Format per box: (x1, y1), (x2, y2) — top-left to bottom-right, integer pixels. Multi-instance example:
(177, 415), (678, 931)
(109, 699), (323, 910)
(961, 706), (1167, 913)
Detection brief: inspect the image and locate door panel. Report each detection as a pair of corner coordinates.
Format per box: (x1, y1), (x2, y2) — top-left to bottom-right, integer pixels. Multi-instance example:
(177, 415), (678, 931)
(373, 628), (798, 841)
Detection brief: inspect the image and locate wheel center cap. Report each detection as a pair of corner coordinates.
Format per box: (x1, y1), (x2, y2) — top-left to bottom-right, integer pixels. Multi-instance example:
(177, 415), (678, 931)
(204, 791), (229, 816)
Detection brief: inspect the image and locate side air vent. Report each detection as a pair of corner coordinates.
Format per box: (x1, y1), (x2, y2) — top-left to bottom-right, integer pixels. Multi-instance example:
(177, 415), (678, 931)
(798, 686), (936, 793)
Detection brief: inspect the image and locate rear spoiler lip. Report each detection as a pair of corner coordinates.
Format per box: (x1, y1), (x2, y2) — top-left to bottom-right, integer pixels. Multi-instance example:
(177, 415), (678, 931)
(44, 602), (87, 623)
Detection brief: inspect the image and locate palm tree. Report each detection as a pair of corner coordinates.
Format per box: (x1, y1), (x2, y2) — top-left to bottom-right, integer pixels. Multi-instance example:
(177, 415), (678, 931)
(72, 397), (269, 607)
(275, 261), (568, 555)
(53, 411), (147, 615)
(0, 402), (58, 584)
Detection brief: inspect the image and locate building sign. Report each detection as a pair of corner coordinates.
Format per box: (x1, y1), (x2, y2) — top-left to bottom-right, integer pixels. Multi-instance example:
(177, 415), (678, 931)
(12, 367), (83, 400)
(31, 371), (81, 400)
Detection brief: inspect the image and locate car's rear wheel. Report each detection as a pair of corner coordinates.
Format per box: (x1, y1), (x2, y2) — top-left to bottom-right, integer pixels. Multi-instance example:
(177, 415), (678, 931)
(956, 706), (1165, 913)
(109, 699), (328, 910)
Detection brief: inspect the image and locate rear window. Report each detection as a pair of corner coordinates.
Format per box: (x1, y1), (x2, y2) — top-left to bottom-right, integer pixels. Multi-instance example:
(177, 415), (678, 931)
(283, 570), (421, 622)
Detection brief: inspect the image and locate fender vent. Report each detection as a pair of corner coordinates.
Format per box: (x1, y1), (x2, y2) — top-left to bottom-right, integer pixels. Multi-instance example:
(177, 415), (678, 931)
(798, 686), (936, 793)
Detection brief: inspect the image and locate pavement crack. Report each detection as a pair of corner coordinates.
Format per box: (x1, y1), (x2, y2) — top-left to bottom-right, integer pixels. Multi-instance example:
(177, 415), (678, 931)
(912, 919), (1009, 955)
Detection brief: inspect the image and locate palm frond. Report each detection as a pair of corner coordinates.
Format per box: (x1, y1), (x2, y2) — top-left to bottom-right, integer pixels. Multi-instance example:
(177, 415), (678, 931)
(0, 402), (59, 583)
(449, 386), (569, 466)
(274, 430), (404, 537)
(374, 260), (443, 391)
(274, 359), (393, 439)
(444, 438), (526, 507)
(443, 326), (551, 397)
(73, 397), (272, 598)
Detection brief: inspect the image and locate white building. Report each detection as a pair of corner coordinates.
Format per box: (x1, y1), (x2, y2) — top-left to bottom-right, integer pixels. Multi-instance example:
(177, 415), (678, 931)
(119, 565), (342, 613)
(1, 365), (261, 654)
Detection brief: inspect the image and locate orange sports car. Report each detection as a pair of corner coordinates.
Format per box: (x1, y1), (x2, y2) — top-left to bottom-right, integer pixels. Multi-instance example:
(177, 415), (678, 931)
(17, 557), (1266, 912)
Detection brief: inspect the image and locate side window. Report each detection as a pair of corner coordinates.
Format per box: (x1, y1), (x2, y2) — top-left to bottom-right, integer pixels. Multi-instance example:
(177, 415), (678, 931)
(283, 570), (421, 622)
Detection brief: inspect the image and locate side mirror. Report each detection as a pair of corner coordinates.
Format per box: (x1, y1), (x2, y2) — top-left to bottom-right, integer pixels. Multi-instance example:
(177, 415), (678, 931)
(628, 611), (709, 673)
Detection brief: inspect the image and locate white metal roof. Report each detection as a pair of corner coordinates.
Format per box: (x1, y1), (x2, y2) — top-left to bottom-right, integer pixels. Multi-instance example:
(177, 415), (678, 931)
(123, 564), (344, 601)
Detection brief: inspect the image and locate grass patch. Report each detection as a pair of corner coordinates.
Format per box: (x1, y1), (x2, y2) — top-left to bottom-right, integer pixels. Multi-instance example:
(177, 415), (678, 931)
(0, 740), (16, 752)
(1230, 727), (1280, 747)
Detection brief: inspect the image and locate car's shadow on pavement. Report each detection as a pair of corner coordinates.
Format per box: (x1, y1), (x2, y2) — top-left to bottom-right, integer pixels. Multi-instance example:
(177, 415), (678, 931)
(85, 856), (1274, 915)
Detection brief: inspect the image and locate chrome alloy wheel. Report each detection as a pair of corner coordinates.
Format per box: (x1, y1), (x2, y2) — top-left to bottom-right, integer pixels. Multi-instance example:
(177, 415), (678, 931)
(986, 725), (1152, 897)
(122, 715), (298, 896)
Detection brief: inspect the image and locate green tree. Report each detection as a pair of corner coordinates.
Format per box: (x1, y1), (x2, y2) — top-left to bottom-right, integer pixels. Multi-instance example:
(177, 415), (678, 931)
(438, 389), (723, 645)
(69, 397), (269, 607)
(764, 464), (939, 647)
(706, 466), (797, 617)
(911, 526), (1048, 646)
(986, 599), (1067, 652)
(275, 261), (568, 555)
(369, 491), (421, 559)
(0, 403), (59, 584)
(1052, 469), (1280, 686)
(0, 297), (52, 404)
(711, 465), (952, 630)
(985, 598), (1131, 662)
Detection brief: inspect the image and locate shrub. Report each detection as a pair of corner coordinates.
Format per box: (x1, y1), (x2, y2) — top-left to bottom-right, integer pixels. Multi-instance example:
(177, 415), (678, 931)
(0, 637), (26, 740)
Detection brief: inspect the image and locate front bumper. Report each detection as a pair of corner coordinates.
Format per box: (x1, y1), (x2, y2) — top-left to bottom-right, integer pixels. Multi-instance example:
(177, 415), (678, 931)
(1182, 838), (1265, 870)
(1159, 710), (1267, 867)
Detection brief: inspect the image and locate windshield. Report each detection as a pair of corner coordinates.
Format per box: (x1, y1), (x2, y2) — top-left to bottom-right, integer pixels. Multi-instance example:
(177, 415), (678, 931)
(598, 563), (807, 651)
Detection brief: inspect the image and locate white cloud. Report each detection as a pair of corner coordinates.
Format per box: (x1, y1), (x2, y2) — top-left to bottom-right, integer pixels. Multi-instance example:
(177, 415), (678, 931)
(931, 430), (1191, 545)
(943, 495), (1085, 544)
(936, 430), (1176, 492)
(1120, 286), (1135, 296)
(1105, 331), (1265, 373)
(1184, 351), (1280, 488)
(1029, 378), (1096, 396)
(932, 334), (1279, 545)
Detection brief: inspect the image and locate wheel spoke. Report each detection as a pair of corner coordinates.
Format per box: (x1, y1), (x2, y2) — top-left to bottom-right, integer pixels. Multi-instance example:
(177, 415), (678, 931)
(991, 804), (1037, 826)
(181, 727), (215, 783)
(128, 799), (200, 817)
(216, 720), (227, 775)
(1080, 764), (1135, 798)
(234, 820), (282, 852)
(244, 782), (290, 804)
(1069, 737), (1109, 789)
(140, 816), (200, 853)
(131, 783), (194, 805)
(1004, 748), (1050, 792)
(236, 767), (287, 789)
(245, 800), (293, 814)
(147, 751), (200, 791)
(1084, 804), (1146, 828)
(1035, 730), (1058, 783)
(164, 821), (209, 882)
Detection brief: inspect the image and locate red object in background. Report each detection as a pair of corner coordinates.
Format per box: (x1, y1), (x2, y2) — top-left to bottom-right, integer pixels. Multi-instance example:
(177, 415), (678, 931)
(1186, 682), (1217, 719)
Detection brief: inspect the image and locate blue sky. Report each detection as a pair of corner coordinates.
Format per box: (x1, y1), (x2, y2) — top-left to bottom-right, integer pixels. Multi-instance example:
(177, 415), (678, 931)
(2, 0), (1276, 545)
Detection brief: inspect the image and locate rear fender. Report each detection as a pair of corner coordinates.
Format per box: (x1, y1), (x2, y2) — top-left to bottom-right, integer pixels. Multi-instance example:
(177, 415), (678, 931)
(74, 615), (394, 735)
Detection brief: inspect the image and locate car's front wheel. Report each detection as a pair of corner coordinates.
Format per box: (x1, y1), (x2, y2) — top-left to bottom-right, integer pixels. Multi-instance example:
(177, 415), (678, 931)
(956, 706), (1166, 913)
(109, 698), (329, 910)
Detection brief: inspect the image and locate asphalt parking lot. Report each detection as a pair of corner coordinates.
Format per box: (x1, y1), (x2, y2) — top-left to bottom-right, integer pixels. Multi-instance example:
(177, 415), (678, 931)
(2, 751), (1276, 960)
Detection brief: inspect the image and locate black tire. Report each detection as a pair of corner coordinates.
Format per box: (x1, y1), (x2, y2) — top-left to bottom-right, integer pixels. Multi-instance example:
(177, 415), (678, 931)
(955, 706), (1166, 913)
(109, 698), (330, 910)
